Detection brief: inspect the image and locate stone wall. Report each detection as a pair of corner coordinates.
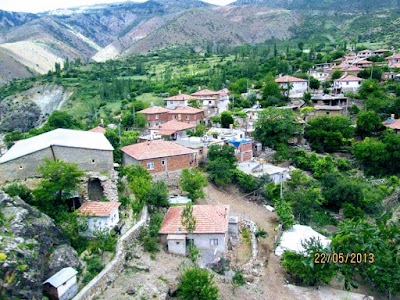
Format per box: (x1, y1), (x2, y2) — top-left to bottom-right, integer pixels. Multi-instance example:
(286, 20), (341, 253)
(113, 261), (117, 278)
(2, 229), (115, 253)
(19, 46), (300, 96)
(72, 207), (148, 300)
(151, 169), (182, 188)
(78, 171), (119, 202)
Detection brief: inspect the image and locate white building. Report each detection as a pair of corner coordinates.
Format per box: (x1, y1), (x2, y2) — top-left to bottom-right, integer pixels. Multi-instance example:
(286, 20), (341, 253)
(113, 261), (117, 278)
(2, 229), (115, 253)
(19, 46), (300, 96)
(333, 74), (363, 92)
(43, 267), (78, 300)
(78, 201), (121, 237)
(164, 93), (197, 108)
(159, 205), (230, 265)
(191, 88), (230, 117)
(275, 75), (308, 97)
(357, 49), (373, 58)
(309, 70), (330, 82)
(207, 127), (246, 140)
(237, 161), (290, 184)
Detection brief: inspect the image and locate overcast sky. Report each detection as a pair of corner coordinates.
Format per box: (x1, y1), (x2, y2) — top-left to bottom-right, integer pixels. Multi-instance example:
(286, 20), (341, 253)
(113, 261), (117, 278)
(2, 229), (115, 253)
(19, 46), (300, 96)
(0, 0), (236, 13)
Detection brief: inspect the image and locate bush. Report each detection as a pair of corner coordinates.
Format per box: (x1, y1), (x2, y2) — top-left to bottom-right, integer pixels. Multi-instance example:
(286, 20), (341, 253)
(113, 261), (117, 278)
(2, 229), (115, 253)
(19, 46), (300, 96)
(3, 184), (33, 204)
(342, 203), (365, 220)
(178, 267), (219, 300)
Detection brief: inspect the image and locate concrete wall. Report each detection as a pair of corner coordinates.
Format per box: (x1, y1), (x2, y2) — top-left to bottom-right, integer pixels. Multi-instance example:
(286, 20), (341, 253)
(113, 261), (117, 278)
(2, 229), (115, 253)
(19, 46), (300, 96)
(0, 147), (113, 183)
(167, 239), (186, 255)
(72, 207), (147, 300)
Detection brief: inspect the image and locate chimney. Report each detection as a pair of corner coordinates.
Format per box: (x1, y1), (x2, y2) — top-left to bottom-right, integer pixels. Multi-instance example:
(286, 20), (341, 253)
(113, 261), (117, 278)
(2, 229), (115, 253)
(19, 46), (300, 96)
(100, 119), (104, 127)
(179, 90), (181, 94)
(198, 86), (201, 91)
(229, 124), (233, 129)
(224, 207), (228, 218)
(391, 114), (395, 119)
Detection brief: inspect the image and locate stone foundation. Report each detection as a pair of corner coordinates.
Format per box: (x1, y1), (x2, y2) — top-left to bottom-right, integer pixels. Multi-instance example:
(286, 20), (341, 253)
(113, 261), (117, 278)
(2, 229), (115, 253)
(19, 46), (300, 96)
(151, 170), (182, 189)
(78, 171), (119, 203)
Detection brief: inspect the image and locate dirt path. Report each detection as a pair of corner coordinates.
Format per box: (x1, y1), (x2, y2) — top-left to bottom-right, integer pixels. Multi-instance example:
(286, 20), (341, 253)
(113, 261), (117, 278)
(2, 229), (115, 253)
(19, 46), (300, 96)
(200, 184), (299, 300)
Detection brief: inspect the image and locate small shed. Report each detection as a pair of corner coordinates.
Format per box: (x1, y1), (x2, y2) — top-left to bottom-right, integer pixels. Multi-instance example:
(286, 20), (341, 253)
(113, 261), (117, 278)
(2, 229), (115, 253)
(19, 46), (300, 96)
(78, 201), (121, 237)
(43, 267), (78, 300)
(167, 234), (187, 255)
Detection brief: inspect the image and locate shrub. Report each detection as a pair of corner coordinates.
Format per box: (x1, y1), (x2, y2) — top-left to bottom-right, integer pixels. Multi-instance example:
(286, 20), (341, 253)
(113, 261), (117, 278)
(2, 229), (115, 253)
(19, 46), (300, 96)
(178, 267), (219, 300)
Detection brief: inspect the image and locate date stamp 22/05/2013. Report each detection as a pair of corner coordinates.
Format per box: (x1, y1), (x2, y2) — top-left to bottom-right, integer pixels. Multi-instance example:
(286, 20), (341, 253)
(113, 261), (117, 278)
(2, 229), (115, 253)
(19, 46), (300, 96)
(314, 252), (374, 264)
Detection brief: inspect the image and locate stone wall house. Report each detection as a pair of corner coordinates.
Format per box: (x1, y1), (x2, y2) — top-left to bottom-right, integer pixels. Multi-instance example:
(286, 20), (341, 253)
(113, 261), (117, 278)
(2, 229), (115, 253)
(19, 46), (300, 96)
(121, 140), (197, 174)
(43, 267), (78, 300)
(159, 205), (230, 265)
(77, 201), (121, 237)
(0, 129), (114, 183)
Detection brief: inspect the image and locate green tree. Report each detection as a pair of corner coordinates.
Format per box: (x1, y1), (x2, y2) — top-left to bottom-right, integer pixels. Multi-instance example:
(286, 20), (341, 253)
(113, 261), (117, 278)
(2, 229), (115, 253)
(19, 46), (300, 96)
(220, 111), (234, 128)
(331, 70), (342, 80)
(309, 77), (320, 90)
(121, 131), (140, 147)
(254, 107), (300, 149)
(356, 110), (384, 137)
(33, 159), (84, 220)
(47, 111), (81, 129)
(181, 203), (197, 234)
(124, 165), (152, 209)
(262, 81), (282, 99)
(145, 180), (169, 208)
(178, 267), (219, 300)
(282, 238), (337, 287)
(353, 137), (389, 176)
(305, 116), (353, 153)
(179, 168), (208, 201)
(206, 144), (237, 187)
(275, 199), (295, 229)
(188, 99), (202, 109)
(331, 217), (400, 297)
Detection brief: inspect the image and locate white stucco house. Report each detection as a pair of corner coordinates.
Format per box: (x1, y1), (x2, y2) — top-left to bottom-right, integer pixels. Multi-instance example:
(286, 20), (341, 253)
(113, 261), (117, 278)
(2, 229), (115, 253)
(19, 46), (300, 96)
(43, 267), (78, 300)
(275, 75), (308, 97)
(78, 201), (121, 237)
(333, 74), (363, 92)
(159, 205), (230, 265)
(191, 88), (230, 119)
(164, 93), (197, 108)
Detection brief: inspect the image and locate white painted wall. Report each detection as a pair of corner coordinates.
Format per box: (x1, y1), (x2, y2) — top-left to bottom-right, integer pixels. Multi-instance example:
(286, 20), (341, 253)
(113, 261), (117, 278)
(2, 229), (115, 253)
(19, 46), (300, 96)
(334, 80), (361, 92)
(166, 100), (188, 108)
(57, 276), (77, 299)
(81, 208), (119, 237)
(167, 239), (186, 255)
(278, 82), (308, 95)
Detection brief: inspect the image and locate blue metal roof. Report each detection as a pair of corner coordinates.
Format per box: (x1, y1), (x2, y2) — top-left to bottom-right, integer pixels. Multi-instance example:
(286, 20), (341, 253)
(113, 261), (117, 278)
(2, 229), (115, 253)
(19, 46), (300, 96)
(227, 138), (253, 148)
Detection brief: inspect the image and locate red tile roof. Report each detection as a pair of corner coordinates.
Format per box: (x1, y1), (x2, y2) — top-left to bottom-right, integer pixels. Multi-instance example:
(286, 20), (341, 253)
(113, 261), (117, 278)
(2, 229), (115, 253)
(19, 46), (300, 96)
(275, 75), (307, 83)
(343, 66), (363, 72)
(191, 89), (220, 96)
(387, 54), (400, 60)
(335, 75), (363, 82)
(121, 140), (196, 160)
(138, 106), (170, 114)
(385, 119), (400, 130)
(89, 126), (106, 134)
(78, 201), (120, 217)
(389, 63), (400, 68)
(356, 60), (373, 65)
(159, 205), (229, 234)
(164, 93), (196, 101)
(149, 120), (195, 135)
(170, 106), (204, 114)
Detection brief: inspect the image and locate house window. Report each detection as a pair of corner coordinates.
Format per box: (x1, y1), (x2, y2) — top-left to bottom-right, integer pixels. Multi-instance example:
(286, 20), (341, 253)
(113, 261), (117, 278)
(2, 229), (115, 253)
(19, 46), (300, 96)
(210, 239), (218, 246)
(176, 242), (180, 245)
(173, 115), (177, 119)
(91, 159), (95, 164)
(186, 115), (190, 120)
(194, 115), (197, 120)
(19, 165), (23, 170)
(155, 114), (159, 120)
(161, 160), (166, 166)
(199, 149), (203, 154)
(147, 162), (154, 170)
(147, 115), (150, 120)
(209, 100), (212, 104)
(346, 82), (349, 85)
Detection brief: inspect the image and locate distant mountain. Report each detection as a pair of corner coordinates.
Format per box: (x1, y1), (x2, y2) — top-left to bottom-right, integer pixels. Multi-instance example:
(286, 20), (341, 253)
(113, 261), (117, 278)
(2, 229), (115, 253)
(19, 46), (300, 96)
(0, 0), (399, 85)
(231, 0), (400, 11)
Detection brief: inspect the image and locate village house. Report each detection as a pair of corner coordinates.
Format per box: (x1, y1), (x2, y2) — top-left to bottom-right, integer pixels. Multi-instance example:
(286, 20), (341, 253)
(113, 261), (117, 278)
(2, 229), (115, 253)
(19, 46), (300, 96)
(164, 92), (197, 108)
(0, 129), (114, 183)
(167, 106), (205, 125)
(275, 75), (308, 98)
(159, 205), (230, 264)
(313, 105), (344, 117)
(149, 120), (196, 141)
(373, 49), (389, 57)
(353, 59), (373, 69)
(309, 70), (330, 82)
(357, 49), (373, 58)
(237, 161), (290, 184)
(43, 267), (78, 300)
(333, 74), (363, 92)
(174, 137), (208, 161)
(226, 138), (253, 162)
(312, 94), (348, 107)
(77, 201), (121, 237)
(121, 140), (197, 174)
(386, 53), (400, 69)
(384, 115), (400, 134)
(138, 106), (170, 127)
(207, 127), (246, 140)
(191, 88), (230, 118)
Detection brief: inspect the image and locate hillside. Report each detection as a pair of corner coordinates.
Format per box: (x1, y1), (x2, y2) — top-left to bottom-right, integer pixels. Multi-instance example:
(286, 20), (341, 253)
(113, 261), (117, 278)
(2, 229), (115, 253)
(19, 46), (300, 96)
(1, 0), (400, 85)
(231, 0), (400, 11)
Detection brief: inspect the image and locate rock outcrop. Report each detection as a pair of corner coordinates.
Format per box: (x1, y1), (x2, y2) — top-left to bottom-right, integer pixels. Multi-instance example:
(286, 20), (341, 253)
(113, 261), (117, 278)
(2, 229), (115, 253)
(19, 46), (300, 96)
(0, 191), (81, 300)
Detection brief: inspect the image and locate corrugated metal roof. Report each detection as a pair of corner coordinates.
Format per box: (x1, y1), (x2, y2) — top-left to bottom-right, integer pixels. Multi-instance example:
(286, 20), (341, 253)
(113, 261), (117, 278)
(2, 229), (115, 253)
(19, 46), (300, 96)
(0, 129), (114, 163)
(43, 267), (77, 288)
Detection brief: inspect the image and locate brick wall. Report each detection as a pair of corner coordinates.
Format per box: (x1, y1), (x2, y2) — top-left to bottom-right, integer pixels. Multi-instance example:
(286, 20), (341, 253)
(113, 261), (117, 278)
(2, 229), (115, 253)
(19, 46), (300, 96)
(237, 142), (253, 162)
(122, 153), (197, 174)
(141, 113), (169, 127)
(167, 112), (204, 125)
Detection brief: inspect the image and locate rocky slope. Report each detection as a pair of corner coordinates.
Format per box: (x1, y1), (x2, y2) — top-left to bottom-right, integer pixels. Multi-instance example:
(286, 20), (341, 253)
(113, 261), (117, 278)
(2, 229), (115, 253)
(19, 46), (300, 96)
(0, 191), (80, 300)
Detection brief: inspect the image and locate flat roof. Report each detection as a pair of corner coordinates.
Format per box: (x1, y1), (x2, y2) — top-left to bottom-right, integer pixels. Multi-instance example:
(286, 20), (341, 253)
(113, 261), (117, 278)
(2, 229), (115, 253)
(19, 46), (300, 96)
(237, 161), (288, 177)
